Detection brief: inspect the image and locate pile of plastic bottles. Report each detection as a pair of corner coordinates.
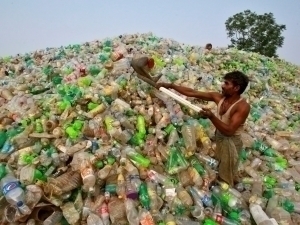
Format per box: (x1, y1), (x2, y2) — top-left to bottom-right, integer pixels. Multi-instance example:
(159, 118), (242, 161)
(0, 32), (299, 225)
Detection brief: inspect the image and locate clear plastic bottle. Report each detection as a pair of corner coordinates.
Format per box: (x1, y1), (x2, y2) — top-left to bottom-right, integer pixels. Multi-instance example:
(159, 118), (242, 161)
(116, 172), (126, 199)
(47, 170), (81, 195)
(167, 129), (179, 147)
(125, 160), (141, 190)
(269, 207), (293, 225)
(0, 173), (31, 215)
(125, 198), (139, 225)
(147, 180), (163, 213)
(81, 159), (96, 193)
(108, 197), (127, 224)
(43, 211), (63, 225)
(165, 213), (176, 225)
(100, 202), (110, 225)
(139, 208), (155, 225)
(61, 202), (80, 224)
(181, 124), (197, 157)
(195, 153), (219, 169)
(250, 203), (271, 225)
(176, 185), (193, 207)
(251, 178), (263, 198)
(82, 194), (94, 221)
(87, 212), (104, 225)
(195, 123), (212, 154)
(188, 167), (204, 188)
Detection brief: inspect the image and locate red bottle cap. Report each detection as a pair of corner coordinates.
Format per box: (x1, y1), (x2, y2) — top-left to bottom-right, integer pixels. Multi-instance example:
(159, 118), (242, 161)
(147, 58), (155, 69)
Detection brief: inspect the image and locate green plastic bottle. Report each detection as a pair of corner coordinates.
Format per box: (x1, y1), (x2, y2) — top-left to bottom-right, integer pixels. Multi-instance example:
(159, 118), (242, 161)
(136, 115), (146, 137)
(0, 163), (7, 180)
(0, 130), (7, 149)
(139, 182), (150, 210)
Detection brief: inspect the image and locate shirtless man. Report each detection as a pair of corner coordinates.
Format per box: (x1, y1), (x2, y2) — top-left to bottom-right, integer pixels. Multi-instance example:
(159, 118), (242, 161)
(156, 71), (250, 186)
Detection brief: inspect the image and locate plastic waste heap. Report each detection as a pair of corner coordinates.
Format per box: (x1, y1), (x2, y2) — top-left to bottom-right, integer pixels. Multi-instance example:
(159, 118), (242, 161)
(0, 32), (300, 225)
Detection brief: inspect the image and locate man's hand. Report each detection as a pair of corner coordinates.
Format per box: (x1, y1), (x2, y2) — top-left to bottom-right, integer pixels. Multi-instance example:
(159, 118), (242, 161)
(199, 108), (214, 119)
(156, 82), (172, 89)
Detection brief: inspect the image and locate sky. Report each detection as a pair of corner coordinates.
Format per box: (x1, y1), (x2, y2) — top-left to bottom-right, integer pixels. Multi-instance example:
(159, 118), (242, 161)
(1, 0), (299, 65)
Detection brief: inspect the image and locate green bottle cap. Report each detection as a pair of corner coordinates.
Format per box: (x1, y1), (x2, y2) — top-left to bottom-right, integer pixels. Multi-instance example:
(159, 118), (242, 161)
(94, 160), (104, 169)
(263, 189), (274, 199)
(73, 120), (84, 131)
(34, 169), (47, 181)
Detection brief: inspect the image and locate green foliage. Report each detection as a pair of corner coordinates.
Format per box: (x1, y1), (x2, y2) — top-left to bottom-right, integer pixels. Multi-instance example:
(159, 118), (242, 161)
(225, 10), (286, 57)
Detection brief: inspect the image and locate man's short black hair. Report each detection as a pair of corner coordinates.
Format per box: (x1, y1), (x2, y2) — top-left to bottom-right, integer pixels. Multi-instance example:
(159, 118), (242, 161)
(224, 71), (249, 94)
(205, 43), (212, 49)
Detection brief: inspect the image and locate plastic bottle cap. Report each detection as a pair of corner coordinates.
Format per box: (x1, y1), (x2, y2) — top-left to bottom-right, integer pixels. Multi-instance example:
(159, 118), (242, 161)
(34, 169), (46, 181)
(17, 201), (24, 207)
(147, 58), (155, 69)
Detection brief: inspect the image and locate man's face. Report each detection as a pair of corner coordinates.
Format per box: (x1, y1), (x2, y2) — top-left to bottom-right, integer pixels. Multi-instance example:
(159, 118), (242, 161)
(221, 79), (239, 96)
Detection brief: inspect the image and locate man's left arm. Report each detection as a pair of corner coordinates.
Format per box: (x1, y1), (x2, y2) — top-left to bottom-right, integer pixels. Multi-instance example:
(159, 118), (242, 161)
(208, 104), (250, 136)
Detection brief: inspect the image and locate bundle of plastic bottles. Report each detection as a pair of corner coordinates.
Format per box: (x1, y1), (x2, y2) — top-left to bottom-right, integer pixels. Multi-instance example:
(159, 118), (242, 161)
(0, 32), (299, 225)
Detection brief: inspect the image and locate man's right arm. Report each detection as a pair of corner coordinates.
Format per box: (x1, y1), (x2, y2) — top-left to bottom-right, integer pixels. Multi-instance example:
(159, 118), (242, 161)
(156, 83), (223, 103)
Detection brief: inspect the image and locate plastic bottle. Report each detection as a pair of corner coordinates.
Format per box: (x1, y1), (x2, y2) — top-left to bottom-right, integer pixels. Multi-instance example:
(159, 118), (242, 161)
(81, 159), (96, 193)
(82, 194), (94, 220)
(217, 181), (242, 199)
(166, 146), (189, 175)
(181, 124), (197, 157)
(139, 208), (155, 225)
(126, 174), (138, 200)
(125, 160), (141, 190)
(116, 171), (126, 199)
(244, 161), (260, 179)
(147, 180), (163, 213)
(165, 213), (176, 225)
(167, 129), (179, 147)
(124, 146), (150, 168)
(176, 185), (193, 207)
(108, 197), (127, 224)
(193, 186), (213, 207)
(190, 167), (205, 188)
(47, 170), (81, 195)
(195, 123), (212, 154)
(250, 203), (272, 225)
(100, 202), (110, 225)
(139, 182), (151, 210)
(125, 198), (139, 225)
(0, 173), (31, 215)
(43, 211), (63, 225)
(195, 153), (219, 169)
(87, 212), (104, 225)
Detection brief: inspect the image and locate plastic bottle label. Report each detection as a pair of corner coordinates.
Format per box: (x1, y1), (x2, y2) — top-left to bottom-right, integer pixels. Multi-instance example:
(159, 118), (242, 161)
(207, 158), (217, 167)
(2, 181), (20, 195)
(100, 204), (109, 215)
(81, 167), (94, 178)
(140, 214), (155, 225)
(1, 140), (14, 153)
(201, 195), (211, 205)
(147, 171), (156, 180)
(215, 214), (224, 223)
